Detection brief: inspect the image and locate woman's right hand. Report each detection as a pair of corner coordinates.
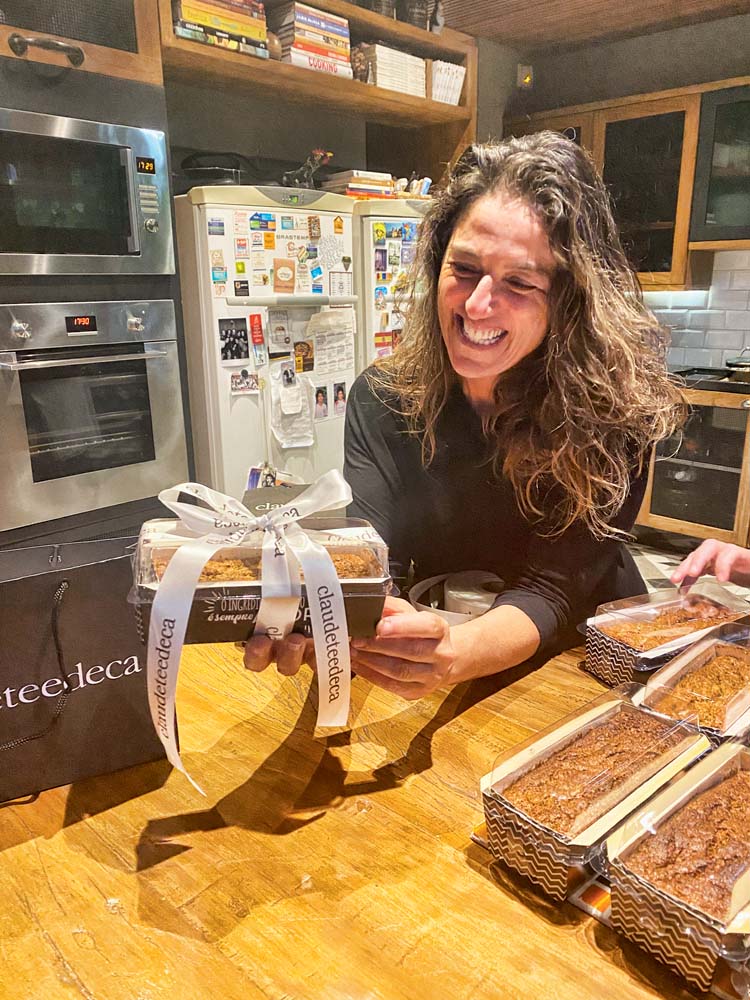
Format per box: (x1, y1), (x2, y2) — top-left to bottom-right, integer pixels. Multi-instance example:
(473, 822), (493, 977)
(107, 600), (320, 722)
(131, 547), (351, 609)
(671, 539), (750, 589)
(242, 633), (315, 676)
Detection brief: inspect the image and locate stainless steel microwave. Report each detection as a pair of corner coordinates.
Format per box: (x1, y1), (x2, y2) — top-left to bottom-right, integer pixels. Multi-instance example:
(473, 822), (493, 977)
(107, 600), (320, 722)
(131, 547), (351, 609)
(0, 108), (174, 275)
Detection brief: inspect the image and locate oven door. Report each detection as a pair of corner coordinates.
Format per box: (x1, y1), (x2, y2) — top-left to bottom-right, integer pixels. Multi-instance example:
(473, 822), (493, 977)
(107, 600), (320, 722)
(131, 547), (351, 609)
(0, 107), (173, 275)
(0, 342), (188, 531)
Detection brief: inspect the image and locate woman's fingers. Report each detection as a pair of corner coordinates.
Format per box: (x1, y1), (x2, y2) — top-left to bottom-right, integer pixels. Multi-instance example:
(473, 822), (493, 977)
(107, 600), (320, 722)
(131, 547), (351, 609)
(243, 634), (274, 672)
(349, 659), (427, 701)
(275, 633), (309, 676)
(350, 648), (435, 683)
(671, 539), (721, 584)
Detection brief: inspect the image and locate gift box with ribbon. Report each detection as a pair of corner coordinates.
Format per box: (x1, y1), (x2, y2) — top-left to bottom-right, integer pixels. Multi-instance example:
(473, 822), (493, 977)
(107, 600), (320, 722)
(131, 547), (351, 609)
(129, 470), (391, 788)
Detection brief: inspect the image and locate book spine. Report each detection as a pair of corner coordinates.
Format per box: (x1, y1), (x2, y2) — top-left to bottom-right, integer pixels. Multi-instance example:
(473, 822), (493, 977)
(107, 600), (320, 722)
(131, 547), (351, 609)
(191, 0), (266, 18)
(291, 7), (349, 38)
(276, 24), (349, 51)
(293, 1), (348, 31)
(175, 18), (269, 51)
(283, 36), (350, 61)
(284, 47), (353, 76)
(325, 170), (392, 181)
(175, 1), (267, 39)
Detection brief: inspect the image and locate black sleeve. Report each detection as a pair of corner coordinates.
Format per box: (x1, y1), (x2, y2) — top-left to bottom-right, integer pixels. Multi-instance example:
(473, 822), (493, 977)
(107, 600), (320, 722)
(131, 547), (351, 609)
(343, 374), (412, 579)
(491, 463), (649, 656)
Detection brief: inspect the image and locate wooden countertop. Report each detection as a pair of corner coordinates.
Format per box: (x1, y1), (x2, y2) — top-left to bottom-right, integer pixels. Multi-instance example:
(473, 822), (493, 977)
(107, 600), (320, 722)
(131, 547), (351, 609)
(0, 645), (701, 999)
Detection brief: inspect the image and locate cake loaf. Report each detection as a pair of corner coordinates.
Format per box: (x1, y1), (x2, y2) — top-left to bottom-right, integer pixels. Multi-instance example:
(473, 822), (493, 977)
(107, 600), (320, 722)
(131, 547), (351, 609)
(153, 548), (383, 583)
(501, 706), (685, 838)
(600, 599), (740, 652)
(654, 645), (750, 730)
(625, 769), (750, 921)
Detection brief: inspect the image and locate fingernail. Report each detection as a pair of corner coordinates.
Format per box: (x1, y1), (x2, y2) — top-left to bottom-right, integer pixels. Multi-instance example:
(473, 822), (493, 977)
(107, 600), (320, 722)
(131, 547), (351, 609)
(378, 622), (392, 636)
(351, 638), (365, 648)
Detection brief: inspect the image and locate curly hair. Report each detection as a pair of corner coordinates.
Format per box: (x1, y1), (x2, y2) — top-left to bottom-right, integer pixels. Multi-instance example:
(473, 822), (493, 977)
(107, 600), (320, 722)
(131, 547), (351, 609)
(370, 132), (685, 539)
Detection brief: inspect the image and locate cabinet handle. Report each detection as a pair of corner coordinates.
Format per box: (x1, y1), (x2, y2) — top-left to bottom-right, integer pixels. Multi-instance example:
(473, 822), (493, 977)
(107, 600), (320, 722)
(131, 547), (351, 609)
(7, 33), (85, 67)
(743, 400), (750, 409)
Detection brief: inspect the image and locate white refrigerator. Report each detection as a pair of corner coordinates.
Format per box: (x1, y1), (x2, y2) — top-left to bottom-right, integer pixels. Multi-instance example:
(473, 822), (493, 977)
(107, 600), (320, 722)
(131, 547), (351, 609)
(174, 186), (358, 499)
(352, 199), (429, 373)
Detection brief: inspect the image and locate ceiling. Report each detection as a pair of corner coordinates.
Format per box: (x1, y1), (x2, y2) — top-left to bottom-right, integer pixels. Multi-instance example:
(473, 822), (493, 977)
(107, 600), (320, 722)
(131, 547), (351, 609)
(442, 0), (750, 53)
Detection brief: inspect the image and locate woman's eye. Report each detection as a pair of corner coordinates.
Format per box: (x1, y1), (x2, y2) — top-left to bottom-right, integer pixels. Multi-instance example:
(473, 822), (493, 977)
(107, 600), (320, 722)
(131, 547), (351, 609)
(507, 278), (535, 291)
(451, 262), (479, 277)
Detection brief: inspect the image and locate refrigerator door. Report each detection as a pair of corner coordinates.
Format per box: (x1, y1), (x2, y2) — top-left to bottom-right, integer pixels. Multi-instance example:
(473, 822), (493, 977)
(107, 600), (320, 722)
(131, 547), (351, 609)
(353, 200), (428, 373)
(175, 187), (357, 498)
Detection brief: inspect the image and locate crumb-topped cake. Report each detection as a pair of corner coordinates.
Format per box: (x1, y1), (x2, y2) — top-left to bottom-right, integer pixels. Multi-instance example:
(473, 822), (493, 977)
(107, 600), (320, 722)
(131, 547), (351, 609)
(500, 707), (685, 838)
(624, 769), (750, 922)
(153, 548), (383, 583)
(600, 599), (741, 652)
(653, 646), (750, 730)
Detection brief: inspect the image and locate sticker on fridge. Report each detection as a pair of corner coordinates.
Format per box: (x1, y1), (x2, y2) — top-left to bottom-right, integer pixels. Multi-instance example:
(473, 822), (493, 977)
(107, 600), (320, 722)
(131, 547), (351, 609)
(333, 216), (344, 235)
(294, 339), (315, 373)
(230, 369), (260, 395)
(211, 249), (226, 267)
(235, 238), (249, 258)
(268, 309), (292, 353)
(235, 260), (247, 274)
(372, 221), (386, 245)
(329, 271), (352, 297)
(250, 212), (276, 231)
(208, 217), (225, 236)
(263, 232), (276, 250)
(234, 279), (249, 296)
(273, 258), (296, 294)
(218, 317), (249, 365)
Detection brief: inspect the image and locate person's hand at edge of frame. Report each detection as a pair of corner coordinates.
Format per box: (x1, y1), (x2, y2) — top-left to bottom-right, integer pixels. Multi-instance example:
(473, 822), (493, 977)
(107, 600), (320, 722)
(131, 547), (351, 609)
(670, 539), (750, 590)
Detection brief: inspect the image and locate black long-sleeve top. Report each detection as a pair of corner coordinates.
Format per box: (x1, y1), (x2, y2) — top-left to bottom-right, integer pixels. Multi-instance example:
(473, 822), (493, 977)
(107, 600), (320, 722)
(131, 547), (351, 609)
(344, 369), (648, 658)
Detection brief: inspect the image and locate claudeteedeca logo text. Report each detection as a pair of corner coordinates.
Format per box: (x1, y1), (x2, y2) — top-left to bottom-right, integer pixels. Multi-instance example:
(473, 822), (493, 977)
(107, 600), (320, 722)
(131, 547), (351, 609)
(0, 655), (142, 709)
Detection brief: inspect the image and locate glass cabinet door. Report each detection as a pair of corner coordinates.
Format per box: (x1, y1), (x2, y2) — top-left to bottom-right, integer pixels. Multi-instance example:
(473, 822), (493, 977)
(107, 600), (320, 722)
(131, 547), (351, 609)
(691, 85), (750, 243)
(639, 392), (750, 544)
(594, 95), (700, 287)
(506, 112), (594, 154)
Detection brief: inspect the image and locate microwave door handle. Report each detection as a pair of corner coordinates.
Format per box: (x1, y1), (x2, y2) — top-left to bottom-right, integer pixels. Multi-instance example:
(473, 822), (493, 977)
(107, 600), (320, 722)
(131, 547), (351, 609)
(121, 148), (140, 255)
(0, 351), (168, 371)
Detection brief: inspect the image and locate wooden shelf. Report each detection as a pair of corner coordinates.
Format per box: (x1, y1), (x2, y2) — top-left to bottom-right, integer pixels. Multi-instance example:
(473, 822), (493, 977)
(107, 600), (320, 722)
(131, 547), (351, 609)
(159, 0), (473, 128)
(263, 0), (473, 59)
(689, 239), (750, 251)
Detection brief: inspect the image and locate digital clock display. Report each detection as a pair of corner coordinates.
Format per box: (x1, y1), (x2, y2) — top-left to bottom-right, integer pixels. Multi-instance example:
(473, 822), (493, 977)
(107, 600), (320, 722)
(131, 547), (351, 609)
(136, 156), (156, 174)
(65, 315), (97, 334)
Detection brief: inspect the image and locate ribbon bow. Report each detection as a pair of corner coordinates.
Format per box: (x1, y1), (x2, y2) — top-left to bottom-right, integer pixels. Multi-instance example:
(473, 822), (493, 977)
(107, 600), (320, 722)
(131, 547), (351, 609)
(146, 470), (353, 792)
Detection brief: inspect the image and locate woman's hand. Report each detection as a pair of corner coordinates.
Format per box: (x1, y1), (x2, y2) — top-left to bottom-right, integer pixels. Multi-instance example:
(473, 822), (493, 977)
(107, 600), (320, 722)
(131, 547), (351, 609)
(671, 539), (750, 589)
(242, 633), (315, 676)
(349, 595), (456, 700)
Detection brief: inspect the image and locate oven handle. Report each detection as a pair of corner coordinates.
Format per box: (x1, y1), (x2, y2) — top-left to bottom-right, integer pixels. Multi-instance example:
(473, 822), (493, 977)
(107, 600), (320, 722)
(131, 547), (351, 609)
(0, 351), (168, 371)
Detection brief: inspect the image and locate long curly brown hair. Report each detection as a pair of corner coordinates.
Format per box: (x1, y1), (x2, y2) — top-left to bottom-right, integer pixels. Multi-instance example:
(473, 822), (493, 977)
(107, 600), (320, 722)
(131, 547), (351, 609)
(371, 132), (685, 539)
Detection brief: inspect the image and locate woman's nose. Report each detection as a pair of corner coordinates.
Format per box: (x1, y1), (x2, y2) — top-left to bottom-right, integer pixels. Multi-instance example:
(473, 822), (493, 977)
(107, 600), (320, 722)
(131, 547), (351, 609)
(464, 274), (494, 318)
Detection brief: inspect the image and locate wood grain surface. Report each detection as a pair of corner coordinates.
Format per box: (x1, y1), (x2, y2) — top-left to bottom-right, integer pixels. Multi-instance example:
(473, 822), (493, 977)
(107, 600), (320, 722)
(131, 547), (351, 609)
(0, 645), (702, 999)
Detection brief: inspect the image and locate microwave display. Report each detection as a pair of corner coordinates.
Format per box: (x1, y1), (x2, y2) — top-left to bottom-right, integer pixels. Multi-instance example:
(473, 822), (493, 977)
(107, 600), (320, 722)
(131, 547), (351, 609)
(0, 131), (132, 255)
(137, 156), (156, 174)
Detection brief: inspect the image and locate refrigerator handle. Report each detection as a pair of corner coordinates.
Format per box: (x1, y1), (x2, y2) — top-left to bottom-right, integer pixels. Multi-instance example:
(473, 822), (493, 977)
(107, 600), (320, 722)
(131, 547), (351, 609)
(227, 295), (358, 307)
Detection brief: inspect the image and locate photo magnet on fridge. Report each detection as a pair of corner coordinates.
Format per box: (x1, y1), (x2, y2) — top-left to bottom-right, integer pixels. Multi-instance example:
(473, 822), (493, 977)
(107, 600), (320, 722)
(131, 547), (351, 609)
(219, 317), (250, 364)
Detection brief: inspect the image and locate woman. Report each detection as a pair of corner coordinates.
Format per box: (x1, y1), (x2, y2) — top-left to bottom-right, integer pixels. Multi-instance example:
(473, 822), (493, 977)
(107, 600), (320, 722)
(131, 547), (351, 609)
(245, 133), (684, 694)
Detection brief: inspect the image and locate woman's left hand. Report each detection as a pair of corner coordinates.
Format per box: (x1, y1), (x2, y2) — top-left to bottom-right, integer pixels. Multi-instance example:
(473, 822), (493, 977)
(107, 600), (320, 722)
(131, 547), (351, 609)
(350, 596), (455, 700)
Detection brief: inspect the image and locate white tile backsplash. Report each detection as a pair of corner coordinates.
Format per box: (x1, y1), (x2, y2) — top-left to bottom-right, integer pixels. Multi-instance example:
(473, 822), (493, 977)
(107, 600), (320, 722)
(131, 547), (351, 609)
(647, 251), (750, 368)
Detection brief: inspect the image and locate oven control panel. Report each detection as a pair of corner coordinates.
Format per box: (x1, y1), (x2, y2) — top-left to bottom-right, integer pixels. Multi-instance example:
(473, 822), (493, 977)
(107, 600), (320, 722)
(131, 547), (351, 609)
(0, 300), (177, 351)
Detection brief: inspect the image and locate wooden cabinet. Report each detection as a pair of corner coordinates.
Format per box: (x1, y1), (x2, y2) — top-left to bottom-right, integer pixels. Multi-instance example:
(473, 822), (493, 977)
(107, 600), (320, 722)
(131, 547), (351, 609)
(0, 0), (162, 86)
(691, 84), (750, 246)
(505, 110), (594, 153)
(637, 388), (750, 545)
(593, 95), (700, 288)
(157, 0), (476, 185)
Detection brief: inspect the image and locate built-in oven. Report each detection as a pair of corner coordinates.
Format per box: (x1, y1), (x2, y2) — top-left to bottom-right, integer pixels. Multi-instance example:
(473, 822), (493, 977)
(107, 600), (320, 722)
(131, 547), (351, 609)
(0, 107), (173, 275)
(0, 300), (188, 533)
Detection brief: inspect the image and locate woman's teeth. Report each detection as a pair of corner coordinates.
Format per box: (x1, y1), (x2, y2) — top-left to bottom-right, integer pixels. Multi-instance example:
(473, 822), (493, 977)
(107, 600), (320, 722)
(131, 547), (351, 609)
(460, 319), (507, 346)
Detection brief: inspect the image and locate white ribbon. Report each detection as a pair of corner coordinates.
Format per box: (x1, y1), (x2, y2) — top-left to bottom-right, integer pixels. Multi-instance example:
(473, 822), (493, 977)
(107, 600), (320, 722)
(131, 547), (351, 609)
(146, 470), (353, 792)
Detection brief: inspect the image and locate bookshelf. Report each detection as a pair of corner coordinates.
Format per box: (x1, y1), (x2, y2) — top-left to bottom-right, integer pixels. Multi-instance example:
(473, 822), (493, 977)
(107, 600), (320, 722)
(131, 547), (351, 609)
(157, 0), (477, 183)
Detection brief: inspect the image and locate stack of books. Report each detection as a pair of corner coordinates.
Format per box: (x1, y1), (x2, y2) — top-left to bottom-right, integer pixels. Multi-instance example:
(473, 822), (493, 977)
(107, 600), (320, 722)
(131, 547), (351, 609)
(172, 0), (268, 58)
(269, 3), (352, 78)
(362, 43), (425, 98)
(431, 60), (466, 105)
(321, 169), (395, 198)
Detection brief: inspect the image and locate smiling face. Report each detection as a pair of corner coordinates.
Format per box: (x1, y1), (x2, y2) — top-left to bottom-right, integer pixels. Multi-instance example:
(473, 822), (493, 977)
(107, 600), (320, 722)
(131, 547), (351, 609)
(437, 189), (556, 406)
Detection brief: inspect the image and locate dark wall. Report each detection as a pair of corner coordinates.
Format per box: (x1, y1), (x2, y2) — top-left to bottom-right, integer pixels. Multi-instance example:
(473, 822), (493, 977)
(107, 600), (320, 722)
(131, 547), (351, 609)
(502, 13), (750, 119)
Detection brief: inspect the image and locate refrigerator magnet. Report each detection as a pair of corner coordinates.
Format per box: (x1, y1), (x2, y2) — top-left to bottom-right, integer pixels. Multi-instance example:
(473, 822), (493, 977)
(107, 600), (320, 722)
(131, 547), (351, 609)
(208, 217), (225, 236)
(385, 222), (404, 239)
(251, 232), (264, 247)
(233, 211), (249, 235)
(273, 257), (297, 295)
(402, 222), (418, 242)
(234, 279), (250, 296)
(387, 242), (401, 268)
(294, 339), (315, 373)
(308, 215), (322, 241)
(236, 260), (247, 274)
(211, 249), (226, 267)
(268, 310), (292, 352)
(333, 215), (344, 235)
(235, 238), (249, 257)
(374, 287), (387, 310)
(374, 248), (387, 271)
(263, 232), (276, 250)
(401, 244), (416, 265)
(329, 271), (352, 296)
(310, 264), (323, 280)
(372, 222), (386, 245)
(306, 244), (319, 259)
(250, 212), (276, 231)
(211, 266), (228, 282)
(230, 369), (259, 395)
(219, 318), (250, 365)
(342, 255), (351, 271)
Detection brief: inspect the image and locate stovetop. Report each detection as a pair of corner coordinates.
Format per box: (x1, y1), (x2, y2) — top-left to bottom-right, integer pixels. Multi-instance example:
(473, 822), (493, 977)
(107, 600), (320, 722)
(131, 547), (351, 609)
(675, 367), (750, 394)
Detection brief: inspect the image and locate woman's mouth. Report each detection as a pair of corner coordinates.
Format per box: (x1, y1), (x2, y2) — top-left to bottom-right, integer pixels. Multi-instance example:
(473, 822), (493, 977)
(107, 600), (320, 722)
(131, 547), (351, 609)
(458, 316), (508, 347)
